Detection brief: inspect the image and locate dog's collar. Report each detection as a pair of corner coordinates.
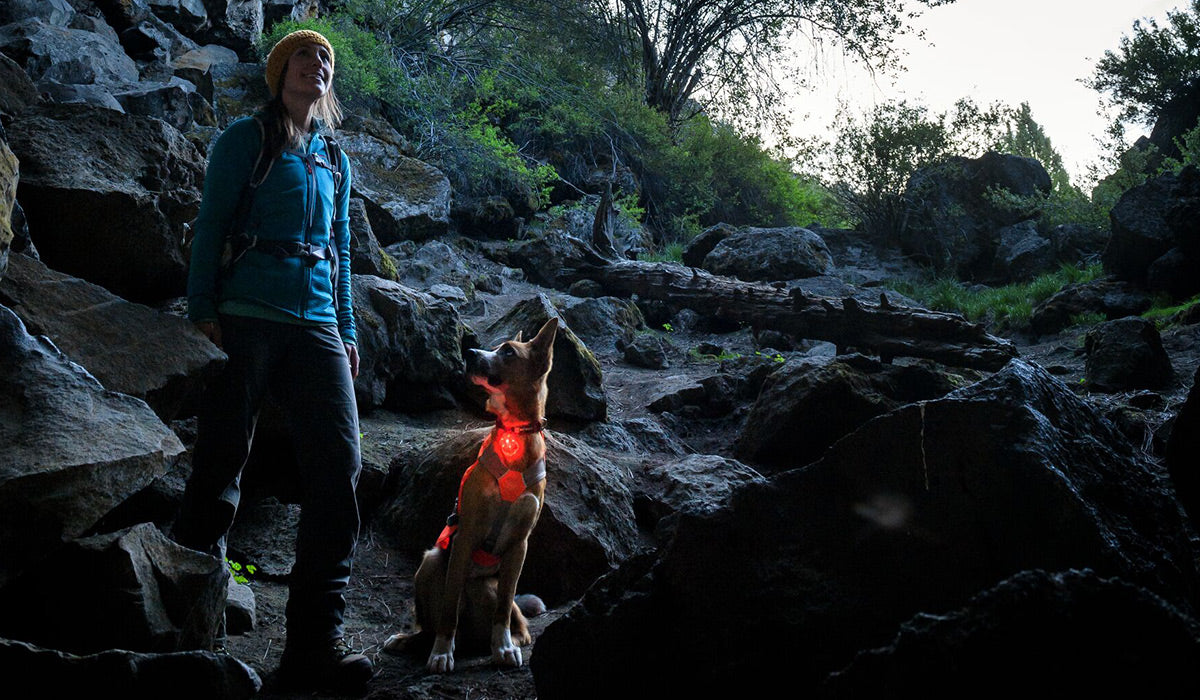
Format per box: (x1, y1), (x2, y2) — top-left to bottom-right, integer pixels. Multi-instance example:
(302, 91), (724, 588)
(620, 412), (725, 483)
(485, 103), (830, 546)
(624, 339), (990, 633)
(495, 418), (546, 435)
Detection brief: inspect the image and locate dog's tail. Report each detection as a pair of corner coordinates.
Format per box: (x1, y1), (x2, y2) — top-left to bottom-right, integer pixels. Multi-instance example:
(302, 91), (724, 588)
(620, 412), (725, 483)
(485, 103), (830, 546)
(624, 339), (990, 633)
(515, 594), (546, 617)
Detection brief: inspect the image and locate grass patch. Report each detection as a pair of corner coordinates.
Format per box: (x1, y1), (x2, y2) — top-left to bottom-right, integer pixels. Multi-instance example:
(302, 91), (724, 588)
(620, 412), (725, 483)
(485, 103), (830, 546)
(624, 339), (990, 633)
(641, 242), (685, 263)
(887, 262), (1104, 329)
(1142, 294), (1200, 329)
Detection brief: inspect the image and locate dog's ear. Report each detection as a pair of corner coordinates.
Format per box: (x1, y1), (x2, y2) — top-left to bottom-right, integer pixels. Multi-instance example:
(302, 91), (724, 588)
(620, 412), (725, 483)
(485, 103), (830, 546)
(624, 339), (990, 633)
(530, 317), (559, 354)
(511, 330), (524, 343)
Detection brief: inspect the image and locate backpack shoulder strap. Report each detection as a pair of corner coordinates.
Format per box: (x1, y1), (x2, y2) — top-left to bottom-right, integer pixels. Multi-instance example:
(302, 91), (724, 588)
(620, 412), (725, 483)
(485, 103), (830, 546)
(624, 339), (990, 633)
(247, 116), (274, 188)
(322, 132), (345, 192)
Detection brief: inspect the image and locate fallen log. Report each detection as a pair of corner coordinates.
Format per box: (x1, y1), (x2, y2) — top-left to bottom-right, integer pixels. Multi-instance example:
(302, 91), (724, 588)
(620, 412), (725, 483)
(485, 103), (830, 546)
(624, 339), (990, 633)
(566, 260), (1018, 371)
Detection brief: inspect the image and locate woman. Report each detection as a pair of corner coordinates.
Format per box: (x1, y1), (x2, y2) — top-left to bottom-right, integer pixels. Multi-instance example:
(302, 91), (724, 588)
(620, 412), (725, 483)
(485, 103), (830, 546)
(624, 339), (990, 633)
(175, 29), (372, 691)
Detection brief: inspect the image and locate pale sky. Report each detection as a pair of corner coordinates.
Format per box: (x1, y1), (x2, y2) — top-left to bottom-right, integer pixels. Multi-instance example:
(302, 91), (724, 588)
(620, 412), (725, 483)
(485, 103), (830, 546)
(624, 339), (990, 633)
(787, 0), (1184, 184)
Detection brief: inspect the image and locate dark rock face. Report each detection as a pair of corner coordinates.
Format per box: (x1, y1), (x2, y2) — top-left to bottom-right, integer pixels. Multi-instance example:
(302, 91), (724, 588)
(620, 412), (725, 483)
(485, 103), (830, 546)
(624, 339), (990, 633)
(1048, 222), (1107, 267)
(452, 195), (521, 240)
(389, 239), (476, 299)
(735, 354), (967, 472)
(559, 295), (645, 352)
(0, 306), (185, 588)
(531, 360), (1197, 696)
(0, 638), (261, 699)
(1166, 366), (1200, 527)
(826, 569), (1200, 696)
(702, 226), (833, 281)
(0, 523), (226, 655)
(8, 103), (203, 302)
(340, 125), (451, 244)
(992, 219), (1052, 282)
(633, 453), (765, 526)
(901, 151), (1052, 280)
(1104, 171), (1200, 299)
(681, 222), (735, 268)
(0, 52), (38, 119)
(380, 428), (640, 604)
(350, 274), (466, 412)
(0, 18), (139, 88)
(1030, 278), (1152, 336)
(347, 197), (396, 280)
(485, 295), (607, 422)
(1084, 317), (1174, 392)
(0, 254), (226, 420)
(617, 332), (669, 369)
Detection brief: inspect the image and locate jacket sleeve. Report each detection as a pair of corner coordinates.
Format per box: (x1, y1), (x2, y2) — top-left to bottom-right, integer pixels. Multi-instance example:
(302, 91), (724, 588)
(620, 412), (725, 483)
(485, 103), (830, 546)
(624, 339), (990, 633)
(334, 146), (357, 346)
(186, 118), (260, 324)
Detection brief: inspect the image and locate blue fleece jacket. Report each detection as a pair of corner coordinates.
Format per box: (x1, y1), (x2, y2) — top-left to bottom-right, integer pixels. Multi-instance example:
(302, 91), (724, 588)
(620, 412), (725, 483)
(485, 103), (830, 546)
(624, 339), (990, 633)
(187, 116), (356, 345)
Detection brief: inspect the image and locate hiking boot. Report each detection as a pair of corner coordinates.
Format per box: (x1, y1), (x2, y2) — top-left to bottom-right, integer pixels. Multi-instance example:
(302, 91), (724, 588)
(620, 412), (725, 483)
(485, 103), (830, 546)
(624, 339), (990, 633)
(278, 637), (374, 691)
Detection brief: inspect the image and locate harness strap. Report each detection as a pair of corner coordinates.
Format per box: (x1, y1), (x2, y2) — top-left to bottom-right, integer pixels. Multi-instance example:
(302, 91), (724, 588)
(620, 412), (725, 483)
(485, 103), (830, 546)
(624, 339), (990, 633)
(434, 433), (548, 568)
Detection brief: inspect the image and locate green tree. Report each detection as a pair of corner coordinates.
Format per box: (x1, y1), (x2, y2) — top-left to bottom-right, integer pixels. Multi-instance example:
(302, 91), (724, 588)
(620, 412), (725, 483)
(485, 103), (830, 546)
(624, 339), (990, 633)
(1086, 0), (1200, 128)
(998, 102), (1074, 193)
(605, 0), (956, 127)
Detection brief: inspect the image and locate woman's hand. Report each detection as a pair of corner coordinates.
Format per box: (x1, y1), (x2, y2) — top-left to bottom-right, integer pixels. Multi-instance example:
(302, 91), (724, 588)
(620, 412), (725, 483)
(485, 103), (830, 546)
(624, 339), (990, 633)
(345, 343), (359, 379)
(196, 321), (223, 349)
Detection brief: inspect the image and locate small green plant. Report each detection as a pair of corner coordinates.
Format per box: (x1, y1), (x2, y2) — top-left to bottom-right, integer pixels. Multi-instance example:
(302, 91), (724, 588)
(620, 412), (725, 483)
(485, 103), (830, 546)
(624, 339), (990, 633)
(227, 558), (257, 585)
(690, 347), (742, 362)
(661, 322), (674, 333)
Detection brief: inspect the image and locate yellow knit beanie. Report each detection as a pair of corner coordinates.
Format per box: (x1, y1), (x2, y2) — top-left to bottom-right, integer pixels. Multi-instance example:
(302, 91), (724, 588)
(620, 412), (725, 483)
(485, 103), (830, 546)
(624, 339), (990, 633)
(265, 30), (335, 96)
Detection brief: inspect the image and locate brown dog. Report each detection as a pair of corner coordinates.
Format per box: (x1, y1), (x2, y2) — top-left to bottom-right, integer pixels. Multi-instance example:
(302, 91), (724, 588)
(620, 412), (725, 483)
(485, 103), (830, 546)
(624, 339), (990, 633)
(385, 317), (558, 671)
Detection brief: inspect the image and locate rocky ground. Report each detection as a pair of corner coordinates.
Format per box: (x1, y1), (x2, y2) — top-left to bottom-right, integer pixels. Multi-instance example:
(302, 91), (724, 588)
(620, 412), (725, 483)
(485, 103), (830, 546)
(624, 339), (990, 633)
(221, 245), (1200, 698)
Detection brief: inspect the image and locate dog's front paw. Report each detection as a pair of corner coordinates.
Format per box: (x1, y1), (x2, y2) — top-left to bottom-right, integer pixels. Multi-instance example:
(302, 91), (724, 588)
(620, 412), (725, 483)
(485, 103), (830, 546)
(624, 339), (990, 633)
(427, 636), (455, 673)
(491, 624), (523, 668)
(382, 632), (414, 655)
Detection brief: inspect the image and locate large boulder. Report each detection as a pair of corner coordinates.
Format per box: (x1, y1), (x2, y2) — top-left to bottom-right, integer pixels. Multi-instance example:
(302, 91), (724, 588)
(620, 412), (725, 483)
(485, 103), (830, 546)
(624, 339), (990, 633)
(388, 238), (476, 298)
(992, 219), (1053, 282)
(702, 226), (832, 281)
(735, 354), (968, 472)
(347, 198), (397, 280)
(8, 103), (204, 302)
(192, 0), (262, 60)
(380, 428), (640, 603)
(531, 360), (1197, 695)
(114, 77), (213, 131)
(339, 123), (451, 244)
(1167, 366), (1200, 527)
(1084, 317), (1173, 392)
(1103, 171), (1200, 297)
(0, 523), (226, 655)
(826, 569), (1200, 696)
(0, 52), (39, 119)
(146, 0), (210, 35)
(0, 0), (75, 25)
(681, 222), (735, 268)
(0, 638), (261, 699)
(558, 295), (646, 353)
(633, 453), (766, 527)
(0, 306), (185, 587)
(351, 274), (466, 412)
(0, 254), (225, 420)
(1029, 278), (1152, 337)
(0, 18), (139, 88)
(485, 295), (607, 422)
(901, 151), (1052, 280)
(171, 44), (239, 104)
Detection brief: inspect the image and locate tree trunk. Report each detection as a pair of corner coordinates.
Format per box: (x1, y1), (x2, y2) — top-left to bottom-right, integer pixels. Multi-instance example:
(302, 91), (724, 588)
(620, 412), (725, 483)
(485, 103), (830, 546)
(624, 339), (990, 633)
(567, 260), (1019, 371)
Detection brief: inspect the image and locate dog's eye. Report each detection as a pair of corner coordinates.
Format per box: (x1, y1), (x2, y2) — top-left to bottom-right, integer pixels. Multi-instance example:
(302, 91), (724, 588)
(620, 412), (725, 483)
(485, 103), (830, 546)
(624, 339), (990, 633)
(499, 345), (515, 357)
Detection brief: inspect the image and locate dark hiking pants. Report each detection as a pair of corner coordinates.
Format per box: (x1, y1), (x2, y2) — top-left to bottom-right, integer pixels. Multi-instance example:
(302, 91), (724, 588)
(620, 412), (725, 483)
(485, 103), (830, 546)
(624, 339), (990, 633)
(174, 314), (361, 648)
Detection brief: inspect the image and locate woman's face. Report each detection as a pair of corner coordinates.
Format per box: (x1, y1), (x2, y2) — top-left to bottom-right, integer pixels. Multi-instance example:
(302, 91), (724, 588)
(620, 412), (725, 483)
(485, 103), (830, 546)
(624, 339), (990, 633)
(282, 42), (333, 101)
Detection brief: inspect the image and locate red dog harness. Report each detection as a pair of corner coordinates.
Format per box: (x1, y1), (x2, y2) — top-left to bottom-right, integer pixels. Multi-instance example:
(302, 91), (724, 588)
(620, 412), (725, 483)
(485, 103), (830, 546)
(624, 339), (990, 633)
(436, 422), (547, 567)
